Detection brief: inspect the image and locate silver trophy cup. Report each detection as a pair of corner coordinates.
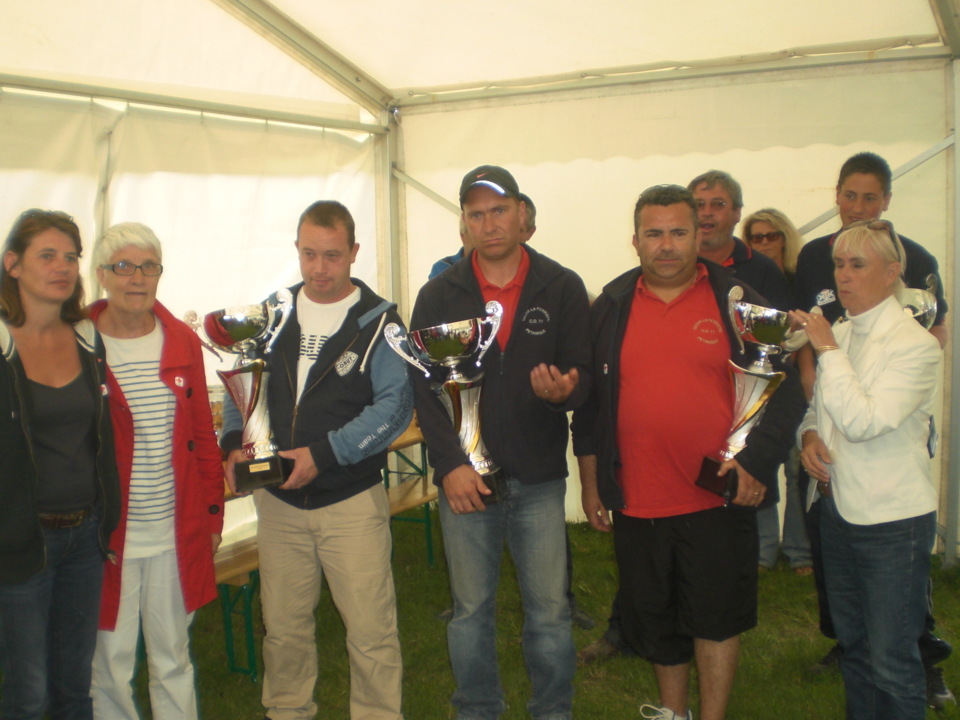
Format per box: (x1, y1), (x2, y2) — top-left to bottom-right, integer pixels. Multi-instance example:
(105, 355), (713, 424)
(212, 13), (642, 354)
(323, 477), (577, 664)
(897, 273), (938, 330)
(384, 302), (504, 499)
(195, 289), (293, 492)
(697, 287), (788, 500)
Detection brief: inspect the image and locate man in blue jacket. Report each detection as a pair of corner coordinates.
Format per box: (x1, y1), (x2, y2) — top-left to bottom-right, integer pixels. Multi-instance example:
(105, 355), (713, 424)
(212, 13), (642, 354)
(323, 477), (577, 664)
(222, 200), (413, 720)
(411, 166), (591, 720)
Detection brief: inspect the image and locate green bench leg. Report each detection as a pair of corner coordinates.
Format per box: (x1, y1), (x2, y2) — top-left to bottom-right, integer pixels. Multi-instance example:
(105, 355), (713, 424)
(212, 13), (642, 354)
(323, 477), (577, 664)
(218, 569), (260, 682)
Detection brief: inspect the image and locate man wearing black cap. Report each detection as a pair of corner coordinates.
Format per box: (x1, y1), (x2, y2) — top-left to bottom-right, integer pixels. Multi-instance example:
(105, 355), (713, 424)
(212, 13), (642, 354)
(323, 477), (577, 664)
(410, 166), (591, 720)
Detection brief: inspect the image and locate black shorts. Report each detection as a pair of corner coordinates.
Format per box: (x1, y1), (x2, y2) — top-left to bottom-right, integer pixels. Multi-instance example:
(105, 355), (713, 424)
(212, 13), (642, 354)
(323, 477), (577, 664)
(613, 506), (758, 666)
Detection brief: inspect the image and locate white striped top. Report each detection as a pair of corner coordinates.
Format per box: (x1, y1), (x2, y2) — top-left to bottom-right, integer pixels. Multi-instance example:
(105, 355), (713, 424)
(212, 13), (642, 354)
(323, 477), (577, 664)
(103, 321), (176, 558)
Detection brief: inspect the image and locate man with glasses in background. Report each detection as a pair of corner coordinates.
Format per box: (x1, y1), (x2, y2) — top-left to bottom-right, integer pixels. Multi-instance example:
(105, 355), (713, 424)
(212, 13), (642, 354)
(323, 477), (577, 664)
(687, 170), (791, 311)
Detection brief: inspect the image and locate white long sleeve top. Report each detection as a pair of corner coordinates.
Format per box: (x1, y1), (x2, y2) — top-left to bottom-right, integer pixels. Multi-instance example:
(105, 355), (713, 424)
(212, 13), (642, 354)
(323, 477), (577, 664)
(798, 294), (941, 525)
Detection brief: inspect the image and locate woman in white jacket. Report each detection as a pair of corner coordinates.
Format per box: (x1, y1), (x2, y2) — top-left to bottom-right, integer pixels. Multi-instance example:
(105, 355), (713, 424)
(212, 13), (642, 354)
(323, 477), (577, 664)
(792, 220), (941, 720)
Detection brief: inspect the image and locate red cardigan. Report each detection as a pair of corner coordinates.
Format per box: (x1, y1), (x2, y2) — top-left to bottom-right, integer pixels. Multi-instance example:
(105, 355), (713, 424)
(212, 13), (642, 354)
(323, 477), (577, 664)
(90, 299), (224, 630)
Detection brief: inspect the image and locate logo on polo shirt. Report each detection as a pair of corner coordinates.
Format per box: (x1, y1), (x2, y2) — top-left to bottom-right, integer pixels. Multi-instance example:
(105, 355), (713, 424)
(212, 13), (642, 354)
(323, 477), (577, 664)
(693, 318), (723, 345)
(335, 351), (359, 376)
(816, 289), (837, 307)
(522, 307), (551, 336)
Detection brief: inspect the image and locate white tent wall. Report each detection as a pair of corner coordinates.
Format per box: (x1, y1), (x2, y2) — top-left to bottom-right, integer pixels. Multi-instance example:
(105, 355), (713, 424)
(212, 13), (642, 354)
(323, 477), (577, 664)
(0, 91), (380, 385)
(103, 105), (379, 383)
(0, 92), (107, 237)
(400, 59), (953, 526)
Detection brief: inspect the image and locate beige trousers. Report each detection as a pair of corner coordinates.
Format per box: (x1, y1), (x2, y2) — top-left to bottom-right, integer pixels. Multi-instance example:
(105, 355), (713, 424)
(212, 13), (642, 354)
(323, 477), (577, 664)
(255, 485), (403, 720)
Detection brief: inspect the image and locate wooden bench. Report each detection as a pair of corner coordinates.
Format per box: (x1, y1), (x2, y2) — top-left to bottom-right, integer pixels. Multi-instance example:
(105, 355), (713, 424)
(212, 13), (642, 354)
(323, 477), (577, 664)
(213, 415), (435, 681)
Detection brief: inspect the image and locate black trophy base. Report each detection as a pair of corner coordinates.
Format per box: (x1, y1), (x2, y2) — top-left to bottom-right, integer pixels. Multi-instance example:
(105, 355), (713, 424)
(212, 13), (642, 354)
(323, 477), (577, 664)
(480, 468), (507, 506)
(235, 455), (291, 493)
(696, 457), (738, 502)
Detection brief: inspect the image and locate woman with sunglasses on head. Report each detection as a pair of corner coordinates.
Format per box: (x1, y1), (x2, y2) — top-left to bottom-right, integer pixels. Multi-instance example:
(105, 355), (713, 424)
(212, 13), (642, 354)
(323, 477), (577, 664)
(0, 209), (121, 719)
(792, 220), (940, 719)
(87, 222), (223, 720)
(741, 209), (813, 575)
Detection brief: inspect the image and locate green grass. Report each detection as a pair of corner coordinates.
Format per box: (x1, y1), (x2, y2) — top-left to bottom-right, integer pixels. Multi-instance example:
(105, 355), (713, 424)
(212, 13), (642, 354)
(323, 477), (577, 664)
(148, 515), (960, 718)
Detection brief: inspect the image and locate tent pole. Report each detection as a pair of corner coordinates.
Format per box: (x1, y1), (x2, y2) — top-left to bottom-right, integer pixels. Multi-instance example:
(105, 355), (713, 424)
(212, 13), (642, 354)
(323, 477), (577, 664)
(0, 74), (386, 135)
(374, 109), (406, 317)
(944, 59), (960, 566)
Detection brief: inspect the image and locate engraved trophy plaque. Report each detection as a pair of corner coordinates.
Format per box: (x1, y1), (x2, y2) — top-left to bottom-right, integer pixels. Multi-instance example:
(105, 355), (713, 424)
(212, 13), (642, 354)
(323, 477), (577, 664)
(384, 301), (504, 502)
(189, 289), (293, 492)
(697, 287), (788, 501)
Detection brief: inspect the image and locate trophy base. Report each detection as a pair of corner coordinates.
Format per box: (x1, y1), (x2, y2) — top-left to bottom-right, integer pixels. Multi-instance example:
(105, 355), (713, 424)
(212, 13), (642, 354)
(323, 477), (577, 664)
(236, 455), (291, 493)
(479, 468), (507, 506)
(696, 457), (738, 502)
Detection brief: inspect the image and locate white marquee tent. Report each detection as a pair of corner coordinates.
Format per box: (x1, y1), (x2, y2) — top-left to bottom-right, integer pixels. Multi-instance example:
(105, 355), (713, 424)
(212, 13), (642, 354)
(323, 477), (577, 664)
(1, 0), (958, 554)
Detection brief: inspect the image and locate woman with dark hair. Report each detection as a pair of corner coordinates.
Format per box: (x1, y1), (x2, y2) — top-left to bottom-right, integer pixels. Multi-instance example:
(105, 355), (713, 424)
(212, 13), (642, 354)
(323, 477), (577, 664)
(0, 209), (121, 719)
(89, 222), (223, 720)
(794, 220), (940, 719)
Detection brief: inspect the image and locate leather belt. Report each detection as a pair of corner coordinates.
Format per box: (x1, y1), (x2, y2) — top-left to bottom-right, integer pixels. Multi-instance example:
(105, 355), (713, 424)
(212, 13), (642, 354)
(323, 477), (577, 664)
(38, 508), (91, 530)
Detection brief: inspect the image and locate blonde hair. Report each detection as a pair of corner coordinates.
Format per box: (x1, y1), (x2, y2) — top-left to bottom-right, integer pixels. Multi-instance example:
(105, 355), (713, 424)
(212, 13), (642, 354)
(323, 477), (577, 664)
(833, 221), (906, 293)
(741, 208), (801, 274)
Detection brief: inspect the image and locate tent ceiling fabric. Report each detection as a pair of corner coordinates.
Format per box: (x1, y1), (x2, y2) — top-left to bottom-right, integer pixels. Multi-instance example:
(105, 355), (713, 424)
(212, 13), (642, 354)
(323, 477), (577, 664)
(272, 0), (942, 100)
(0, 0), (947, 117)
(0, 0), (362, 119)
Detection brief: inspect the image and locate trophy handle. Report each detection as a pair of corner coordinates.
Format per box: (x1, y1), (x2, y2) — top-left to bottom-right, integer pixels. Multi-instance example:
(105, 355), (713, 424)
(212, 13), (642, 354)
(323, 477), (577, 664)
(926, 273), (938, 295)
(182, 310), (223, 361)
(727, 287), (745, 356)
(384, 323), (433, 377)
(475, 301), (503, 368)
(262, 288), (294, 355)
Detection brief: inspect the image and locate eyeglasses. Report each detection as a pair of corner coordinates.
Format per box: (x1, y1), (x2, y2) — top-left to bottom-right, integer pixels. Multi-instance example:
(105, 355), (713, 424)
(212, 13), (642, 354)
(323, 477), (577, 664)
(695, 199), (729, 211)
(101, 261), (163, 276)
(747, 231), (784, 244)
(842, 219), (902, 264)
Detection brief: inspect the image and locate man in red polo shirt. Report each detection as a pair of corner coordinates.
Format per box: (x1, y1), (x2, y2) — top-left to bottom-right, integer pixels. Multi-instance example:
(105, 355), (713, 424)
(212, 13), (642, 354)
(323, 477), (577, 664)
(573, 184), (803, 720)
(410, 165), (591, 720)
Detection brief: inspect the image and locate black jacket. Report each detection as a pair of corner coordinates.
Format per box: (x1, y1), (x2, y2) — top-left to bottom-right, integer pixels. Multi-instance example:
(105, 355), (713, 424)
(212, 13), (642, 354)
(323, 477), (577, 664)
(410, 246), (592, 485)
(221, 280), (413, 510)
(0, 319), (121, 584)
(571, 262), (806, 511)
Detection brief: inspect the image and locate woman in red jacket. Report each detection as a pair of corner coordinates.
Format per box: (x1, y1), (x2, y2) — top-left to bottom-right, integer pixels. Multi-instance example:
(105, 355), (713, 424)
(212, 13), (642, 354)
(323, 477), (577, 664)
(88, 222), (223, 720)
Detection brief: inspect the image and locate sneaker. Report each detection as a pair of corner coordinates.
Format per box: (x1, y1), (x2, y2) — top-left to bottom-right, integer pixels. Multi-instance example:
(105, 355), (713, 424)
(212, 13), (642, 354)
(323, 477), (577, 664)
(926, 665), (956, 710)
(923, 634), (953, 666)
(639, 704), (692, 720)
(811, 643), (843, 673)
(570, 606), (596, 630)
(577, 636), (622, 665)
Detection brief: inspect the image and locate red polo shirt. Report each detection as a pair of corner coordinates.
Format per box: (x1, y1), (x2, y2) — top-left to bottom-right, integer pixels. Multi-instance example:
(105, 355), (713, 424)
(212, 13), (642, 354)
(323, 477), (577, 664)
(616, 265), (732, 518)
(472, 246), (530, 351)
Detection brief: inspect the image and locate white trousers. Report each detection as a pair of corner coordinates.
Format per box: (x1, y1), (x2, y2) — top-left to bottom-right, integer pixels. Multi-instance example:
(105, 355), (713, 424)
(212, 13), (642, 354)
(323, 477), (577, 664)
(91, 549), (198, 720)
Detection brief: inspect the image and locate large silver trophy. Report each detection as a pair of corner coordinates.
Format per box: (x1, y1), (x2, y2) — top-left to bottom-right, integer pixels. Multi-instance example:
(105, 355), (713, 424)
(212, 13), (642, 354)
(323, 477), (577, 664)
(697, 287), (788, 501)
(384, 302), (504, 502)
(189, 290), (293, 492)
(897, 273), (938, 330)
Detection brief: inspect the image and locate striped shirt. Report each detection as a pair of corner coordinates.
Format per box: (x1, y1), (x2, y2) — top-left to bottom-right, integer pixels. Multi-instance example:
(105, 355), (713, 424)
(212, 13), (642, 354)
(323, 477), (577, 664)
(103, 322), (176, 558)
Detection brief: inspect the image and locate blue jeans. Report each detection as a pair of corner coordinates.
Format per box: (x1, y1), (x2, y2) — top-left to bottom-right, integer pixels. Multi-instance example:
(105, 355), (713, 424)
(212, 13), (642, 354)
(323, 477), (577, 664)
(757, 448), (811, 568)
(820, 496), (934, 720)
(0, 514), (105, 720)
(439, 478), (575, 720)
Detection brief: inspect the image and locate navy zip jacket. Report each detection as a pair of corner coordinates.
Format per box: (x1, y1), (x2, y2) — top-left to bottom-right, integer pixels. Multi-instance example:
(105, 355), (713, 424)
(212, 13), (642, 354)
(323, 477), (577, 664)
(0, 319), (121, 583)
(221, 280), (414, 510)
(571, 261), (806, 512)
(410, 246), (592, 486)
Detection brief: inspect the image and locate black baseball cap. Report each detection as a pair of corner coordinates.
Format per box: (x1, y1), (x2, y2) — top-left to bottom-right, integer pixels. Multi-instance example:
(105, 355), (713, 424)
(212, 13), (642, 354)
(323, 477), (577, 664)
(459, 165), (520, 206)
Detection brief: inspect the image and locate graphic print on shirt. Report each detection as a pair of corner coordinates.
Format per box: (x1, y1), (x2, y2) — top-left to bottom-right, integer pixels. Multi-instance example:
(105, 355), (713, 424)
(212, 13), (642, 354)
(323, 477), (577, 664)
(299, 332), (329, 362)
